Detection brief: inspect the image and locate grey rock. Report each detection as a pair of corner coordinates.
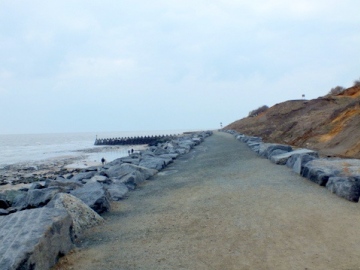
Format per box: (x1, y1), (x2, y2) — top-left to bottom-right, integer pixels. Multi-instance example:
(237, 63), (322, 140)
(70, 182), (111, 214)
(104, 182), (129, 201)
(287, 154), (318, 175)
(105, 163), (157, 180)
(2, 190), (26, 208)
(259, 143), (293, 159)
(153, 147), (169, 155)
(29, 182), (45, 190)
(48, 193), (104, 239)
(118, 157), (140, 165)
(13, 187), (62, 209)
(0, 207), (73, 270)
(268, 149), (288, 160)
(141, 150), (156, 157)
(271, 149), (318, 165)
(178, 140), (196, 149)
(192, 137), (203, 145)
(326, 177), (360, 202)
(301, 158), (360, 187)
(0, 209), (9, 215)
(174, 147), (188, 155)
(244, 136), (262, 143)
(158, 153), (179, 160)
(62, 173), (74, 179)
(106, 158), (123, 167)
(139, 156), (172, 171)
(247, 141), (262, 153)
(82, 166), (99, 172)
(301, 161), (338, 186)
(116, 172), (140, 190)
(46, 179), (83, 191)
(70, 171), (97, 182)
(89, 175), (111, 184)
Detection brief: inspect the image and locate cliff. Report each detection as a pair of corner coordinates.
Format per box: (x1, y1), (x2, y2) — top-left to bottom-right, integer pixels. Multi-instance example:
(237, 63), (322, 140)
(225, 86), (360, 159)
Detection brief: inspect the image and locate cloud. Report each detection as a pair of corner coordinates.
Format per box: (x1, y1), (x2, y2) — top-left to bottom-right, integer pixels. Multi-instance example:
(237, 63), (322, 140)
(0, 0), (360, 133)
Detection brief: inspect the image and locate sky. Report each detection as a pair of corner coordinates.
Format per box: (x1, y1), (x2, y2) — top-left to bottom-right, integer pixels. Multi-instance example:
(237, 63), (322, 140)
(1, 0), (360, 134)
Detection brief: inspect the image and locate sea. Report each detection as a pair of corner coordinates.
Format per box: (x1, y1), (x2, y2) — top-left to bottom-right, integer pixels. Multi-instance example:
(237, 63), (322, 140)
(0, 130), (191, 169)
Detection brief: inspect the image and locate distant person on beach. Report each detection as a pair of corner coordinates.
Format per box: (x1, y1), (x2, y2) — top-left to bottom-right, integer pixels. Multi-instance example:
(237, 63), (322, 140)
(101, 157), (106, 166)
(128, 150), (130, 155)
(131, 149), (134, 154)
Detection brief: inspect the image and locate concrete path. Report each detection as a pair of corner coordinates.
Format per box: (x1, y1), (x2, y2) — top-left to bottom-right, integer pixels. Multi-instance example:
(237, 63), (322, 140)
(54, 132), (360, 270)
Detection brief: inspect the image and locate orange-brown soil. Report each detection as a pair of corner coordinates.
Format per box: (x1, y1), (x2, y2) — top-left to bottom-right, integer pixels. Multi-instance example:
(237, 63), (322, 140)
(225, 86), (360, 159)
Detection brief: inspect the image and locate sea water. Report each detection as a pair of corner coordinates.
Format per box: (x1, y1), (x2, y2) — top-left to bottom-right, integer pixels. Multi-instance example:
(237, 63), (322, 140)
(0, 130), (188, 168)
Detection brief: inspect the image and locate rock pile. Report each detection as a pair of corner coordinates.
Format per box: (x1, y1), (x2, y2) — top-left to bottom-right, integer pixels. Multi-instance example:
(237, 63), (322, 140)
(224, 130), (360, 202)
(0, 131), (212, 270)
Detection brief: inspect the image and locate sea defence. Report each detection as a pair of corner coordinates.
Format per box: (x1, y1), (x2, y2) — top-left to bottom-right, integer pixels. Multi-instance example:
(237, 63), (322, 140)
(94, 134), (179, 146)
(223, 129), (360, 202)
(0, 131), (213, 270)
(49, 131), (360, 269)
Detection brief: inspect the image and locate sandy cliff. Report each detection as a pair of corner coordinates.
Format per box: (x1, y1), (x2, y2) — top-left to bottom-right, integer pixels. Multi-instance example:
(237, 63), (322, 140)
(225, 86), (360, 159)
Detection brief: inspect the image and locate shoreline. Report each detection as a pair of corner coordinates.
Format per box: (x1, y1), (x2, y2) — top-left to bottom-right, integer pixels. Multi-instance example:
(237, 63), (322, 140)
(0, 144), (148, 190)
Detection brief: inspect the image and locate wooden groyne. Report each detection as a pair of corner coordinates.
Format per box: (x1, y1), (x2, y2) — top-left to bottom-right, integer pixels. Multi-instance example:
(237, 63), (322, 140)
(94, 134), (179, 146)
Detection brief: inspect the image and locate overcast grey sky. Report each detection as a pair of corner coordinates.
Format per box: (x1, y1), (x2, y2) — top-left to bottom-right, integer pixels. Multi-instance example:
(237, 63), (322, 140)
(1, 0), (359, 134)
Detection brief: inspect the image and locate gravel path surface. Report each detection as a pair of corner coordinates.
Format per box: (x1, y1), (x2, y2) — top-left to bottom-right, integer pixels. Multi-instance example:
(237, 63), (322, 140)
(54, 132), (360, 270)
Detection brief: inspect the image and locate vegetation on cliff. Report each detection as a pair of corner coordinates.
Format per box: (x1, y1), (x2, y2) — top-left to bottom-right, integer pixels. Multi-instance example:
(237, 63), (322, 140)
(225, 85), (360, 159)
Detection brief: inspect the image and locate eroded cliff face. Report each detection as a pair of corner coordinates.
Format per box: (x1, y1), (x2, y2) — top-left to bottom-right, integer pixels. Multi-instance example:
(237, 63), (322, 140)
(226, 86), (360, 158)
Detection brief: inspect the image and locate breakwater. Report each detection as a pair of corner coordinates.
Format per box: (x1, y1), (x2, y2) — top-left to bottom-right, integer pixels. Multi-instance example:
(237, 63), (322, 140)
(94, 134), (179, 146)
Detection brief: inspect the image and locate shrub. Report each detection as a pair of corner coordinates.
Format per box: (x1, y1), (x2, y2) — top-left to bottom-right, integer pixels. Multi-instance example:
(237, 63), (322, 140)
(328, 86), (345, 95)
(354, 78), (360, 86)
(248, 105), (269, 117)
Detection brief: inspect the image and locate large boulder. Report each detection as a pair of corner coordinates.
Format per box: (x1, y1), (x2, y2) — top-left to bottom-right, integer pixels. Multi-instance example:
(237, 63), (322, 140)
(326, 177), (360, 202)
(301, 166), (333, 186)
(152, 147), (169, 155)
(104, 163), (157, 180)
(45, 178), (83, 191)
(115, 171), (143, 190)
(258, 143), (293, 159)
(287, 153), (318, 175)
(158, 153), (179, 160)
(243, 136), (262, 143)
(70, 182), (111, 214)
(268, 149), (288, 160)
(70, 171), (97, 182)
(88, 175), (112, 184)
(103, 182), (129, 201)
(1, 189), (26, 208)
(247, 141), (262, 153)
(0, 207), (73, 270)
(106, 158), (124, 167)
(271, 149), (319, 165)
(139, 156), (172, 171)
(48, 193), (104, 239)
(117, 157), (140, 165)
(301, 158), (360, 186)
(13, 187), (62, 210)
